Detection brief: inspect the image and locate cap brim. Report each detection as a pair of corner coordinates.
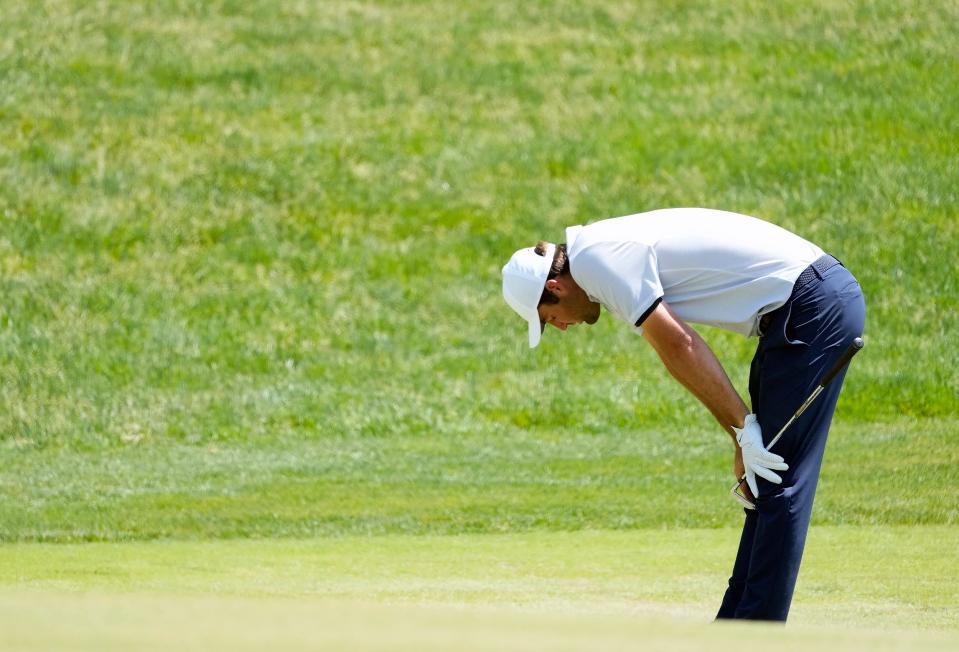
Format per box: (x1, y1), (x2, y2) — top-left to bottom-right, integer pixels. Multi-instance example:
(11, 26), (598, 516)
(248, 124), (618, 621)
(502, 243), (554, 350)
(526, 310), (544, 348)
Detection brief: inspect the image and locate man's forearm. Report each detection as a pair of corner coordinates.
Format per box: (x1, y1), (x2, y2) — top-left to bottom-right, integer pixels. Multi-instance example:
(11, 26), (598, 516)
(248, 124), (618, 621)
(641, 303), (749, 438)
(660, 328), (749, 438)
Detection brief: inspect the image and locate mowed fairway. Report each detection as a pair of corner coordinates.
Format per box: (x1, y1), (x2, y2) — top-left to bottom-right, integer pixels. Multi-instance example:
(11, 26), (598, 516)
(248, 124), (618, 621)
(1, 0), (957, 649)
(2, 527), (959, 650)
(5, 595), (957, 652)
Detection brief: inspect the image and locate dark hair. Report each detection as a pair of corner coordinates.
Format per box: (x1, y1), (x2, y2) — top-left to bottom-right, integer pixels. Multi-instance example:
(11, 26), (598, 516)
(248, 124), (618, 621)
(534, 241), (568, 305)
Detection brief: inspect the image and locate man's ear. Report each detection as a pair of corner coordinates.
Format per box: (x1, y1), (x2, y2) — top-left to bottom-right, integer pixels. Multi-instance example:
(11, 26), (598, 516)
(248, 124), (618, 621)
(545, 277), (567, 297)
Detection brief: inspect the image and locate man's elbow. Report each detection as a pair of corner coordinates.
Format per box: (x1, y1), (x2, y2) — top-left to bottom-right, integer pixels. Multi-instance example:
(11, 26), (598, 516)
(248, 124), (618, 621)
(661, 329), (697, 361)
(641, 301), (700, 359)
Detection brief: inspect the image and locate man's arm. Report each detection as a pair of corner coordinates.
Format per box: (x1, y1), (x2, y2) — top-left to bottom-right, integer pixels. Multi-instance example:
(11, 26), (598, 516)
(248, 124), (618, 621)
(640, 301), (748, 441)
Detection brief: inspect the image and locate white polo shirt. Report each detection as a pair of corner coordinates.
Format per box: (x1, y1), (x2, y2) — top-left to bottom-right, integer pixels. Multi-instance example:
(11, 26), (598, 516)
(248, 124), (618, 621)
(566, 208), (824, 337)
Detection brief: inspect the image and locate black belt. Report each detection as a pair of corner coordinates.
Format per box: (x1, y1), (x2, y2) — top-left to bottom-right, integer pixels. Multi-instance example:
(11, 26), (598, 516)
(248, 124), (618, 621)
(793, 254), (843, 293)
(759, 254), (843, 334)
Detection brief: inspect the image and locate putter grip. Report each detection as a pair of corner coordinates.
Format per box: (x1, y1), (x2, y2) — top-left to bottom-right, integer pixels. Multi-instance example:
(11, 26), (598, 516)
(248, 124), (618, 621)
(820, 337), (864, 387)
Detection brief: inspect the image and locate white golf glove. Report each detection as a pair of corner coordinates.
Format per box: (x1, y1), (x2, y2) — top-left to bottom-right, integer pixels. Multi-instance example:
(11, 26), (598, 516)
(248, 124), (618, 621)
(733, 414), (788, 499)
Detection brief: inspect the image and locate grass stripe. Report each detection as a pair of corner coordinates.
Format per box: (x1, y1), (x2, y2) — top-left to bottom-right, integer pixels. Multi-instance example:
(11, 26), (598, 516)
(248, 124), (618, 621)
(3, 526), (957, 631)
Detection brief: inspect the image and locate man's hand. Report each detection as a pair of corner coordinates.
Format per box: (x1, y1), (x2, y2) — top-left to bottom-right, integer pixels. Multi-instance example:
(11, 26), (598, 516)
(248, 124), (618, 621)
(733, 414), (788, 498)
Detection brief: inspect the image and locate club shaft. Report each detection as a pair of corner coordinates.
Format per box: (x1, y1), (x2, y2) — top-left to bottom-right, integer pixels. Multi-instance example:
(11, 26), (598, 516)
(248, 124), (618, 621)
(766, 386), (823, 451)
(735, 337), (865, 489)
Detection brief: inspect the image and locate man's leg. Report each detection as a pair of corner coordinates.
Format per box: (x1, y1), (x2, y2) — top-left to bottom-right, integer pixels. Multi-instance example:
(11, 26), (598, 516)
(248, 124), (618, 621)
(732, 389), (845, 620)
(716, 337), (767, 619)
(719, 262), (866, 621)
(716, 510), (758, 618)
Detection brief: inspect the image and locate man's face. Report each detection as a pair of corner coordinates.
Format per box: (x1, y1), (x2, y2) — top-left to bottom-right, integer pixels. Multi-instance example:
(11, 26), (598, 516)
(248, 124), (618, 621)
(537, 276), (601, 332)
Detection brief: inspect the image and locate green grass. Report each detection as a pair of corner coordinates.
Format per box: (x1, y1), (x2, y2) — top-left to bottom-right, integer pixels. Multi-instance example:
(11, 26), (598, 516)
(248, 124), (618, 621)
(4, 593), (957, 652)
(1, 0), (958, 644)
(2, 0), (956, 459)
(2, 527), (959, 631)
(2, 417), (957, 541)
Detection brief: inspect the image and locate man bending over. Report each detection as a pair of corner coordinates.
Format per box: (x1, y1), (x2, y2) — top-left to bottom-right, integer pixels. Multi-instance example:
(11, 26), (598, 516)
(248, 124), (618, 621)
(501, 207), (866, 621)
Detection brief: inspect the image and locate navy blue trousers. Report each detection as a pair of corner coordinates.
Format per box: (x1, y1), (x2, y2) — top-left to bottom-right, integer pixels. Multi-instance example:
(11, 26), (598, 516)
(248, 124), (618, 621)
(716, 256), (866, 622)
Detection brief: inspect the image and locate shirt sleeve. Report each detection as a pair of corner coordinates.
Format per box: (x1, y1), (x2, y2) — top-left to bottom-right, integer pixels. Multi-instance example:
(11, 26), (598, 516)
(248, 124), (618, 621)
(569, 240), (664, 333)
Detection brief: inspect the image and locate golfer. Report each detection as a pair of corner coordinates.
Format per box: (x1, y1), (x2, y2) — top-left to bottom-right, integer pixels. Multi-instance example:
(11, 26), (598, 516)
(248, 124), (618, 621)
(501, 207), (866, 622)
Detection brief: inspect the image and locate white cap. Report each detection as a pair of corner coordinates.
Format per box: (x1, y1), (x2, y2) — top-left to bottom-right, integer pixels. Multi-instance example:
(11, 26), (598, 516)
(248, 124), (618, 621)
(502, 244), (555, 348)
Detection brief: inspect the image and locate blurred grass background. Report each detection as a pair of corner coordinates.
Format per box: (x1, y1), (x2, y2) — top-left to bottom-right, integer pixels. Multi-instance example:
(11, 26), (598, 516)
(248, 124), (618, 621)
(1, 0), (957, 541)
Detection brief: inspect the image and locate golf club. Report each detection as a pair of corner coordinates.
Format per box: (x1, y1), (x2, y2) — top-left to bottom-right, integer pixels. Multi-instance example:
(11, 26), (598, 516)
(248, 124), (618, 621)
(731, 336), (865, 510)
